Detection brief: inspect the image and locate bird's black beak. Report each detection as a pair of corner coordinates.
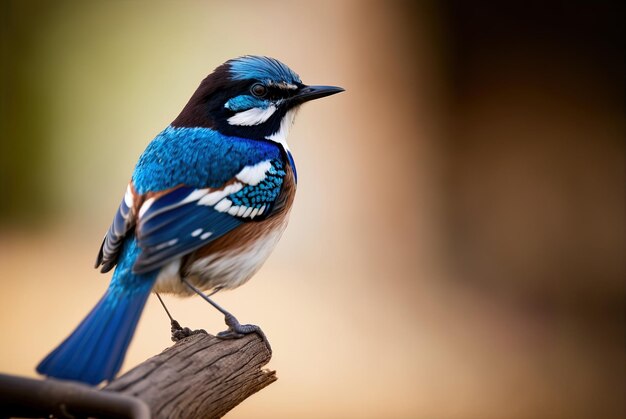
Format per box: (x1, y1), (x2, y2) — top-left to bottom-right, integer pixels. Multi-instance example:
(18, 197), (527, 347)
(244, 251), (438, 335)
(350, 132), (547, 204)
(291, 85), (345, 105)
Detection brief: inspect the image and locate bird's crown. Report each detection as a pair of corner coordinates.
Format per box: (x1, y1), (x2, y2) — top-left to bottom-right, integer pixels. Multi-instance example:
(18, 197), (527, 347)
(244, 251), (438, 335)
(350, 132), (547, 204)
(172, 55), (343, 149)
(228, 55), (301, 86)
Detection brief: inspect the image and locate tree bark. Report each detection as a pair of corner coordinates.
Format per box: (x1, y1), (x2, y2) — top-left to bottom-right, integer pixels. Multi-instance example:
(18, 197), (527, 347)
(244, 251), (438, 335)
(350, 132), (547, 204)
(104, 332), (276, 418)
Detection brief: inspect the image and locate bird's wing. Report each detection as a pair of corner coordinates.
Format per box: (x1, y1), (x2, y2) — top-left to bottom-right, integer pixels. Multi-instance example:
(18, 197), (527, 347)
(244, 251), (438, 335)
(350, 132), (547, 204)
(96, 158), (287, 274)
(95, 184), (137, 272)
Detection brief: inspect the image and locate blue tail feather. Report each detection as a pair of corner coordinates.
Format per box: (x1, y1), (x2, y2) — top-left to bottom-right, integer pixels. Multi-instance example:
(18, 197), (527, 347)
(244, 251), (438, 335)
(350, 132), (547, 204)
(37, 236), (157, 385)
(36, 283), (153, 385)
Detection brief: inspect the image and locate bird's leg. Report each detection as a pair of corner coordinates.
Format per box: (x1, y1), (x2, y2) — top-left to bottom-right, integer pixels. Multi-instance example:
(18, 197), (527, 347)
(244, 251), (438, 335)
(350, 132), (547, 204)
(180, 277), (271, 352)
(155, 292), (206, 342)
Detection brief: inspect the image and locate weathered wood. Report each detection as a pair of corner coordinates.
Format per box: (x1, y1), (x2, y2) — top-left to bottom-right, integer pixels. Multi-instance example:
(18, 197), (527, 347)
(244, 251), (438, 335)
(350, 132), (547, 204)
(104, 332), (276, 418)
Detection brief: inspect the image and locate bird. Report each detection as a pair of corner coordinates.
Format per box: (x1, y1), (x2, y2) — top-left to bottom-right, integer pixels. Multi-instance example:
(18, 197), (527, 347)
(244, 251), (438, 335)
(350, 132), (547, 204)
(36, 55), (343, 385)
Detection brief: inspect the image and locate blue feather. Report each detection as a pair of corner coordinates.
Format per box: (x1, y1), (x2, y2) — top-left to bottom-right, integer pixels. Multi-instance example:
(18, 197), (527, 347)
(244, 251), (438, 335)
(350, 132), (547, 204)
(287, 151), (297, 184)
(134, 190), (242, 273)
(132, 126), (281, 194)
(37, 237), (156, 385)
(132, 158), (288, 274)
(228, 56), (301, 85)
(225, 95), (271, 111)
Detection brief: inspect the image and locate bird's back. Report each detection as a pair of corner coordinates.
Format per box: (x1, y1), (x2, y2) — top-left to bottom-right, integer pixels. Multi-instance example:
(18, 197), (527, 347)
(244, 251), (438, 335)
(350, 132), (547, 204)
(132, 126), (283, 194)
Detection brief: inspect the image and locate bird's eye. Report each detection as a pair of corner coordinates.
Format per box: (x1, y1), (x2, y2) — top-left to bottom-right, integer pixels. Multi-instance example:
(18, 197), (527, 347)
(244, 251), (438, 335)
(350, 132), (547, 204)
(250, 83), (267, 98)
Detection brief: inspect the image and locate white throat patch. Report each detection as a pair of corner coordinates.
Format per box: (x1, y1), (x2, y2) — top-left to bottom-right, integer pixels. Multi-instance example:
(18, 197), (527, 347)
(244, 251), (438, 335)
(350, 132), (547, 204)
(266, 107), (298, 151)
(227, 105), (277, 126)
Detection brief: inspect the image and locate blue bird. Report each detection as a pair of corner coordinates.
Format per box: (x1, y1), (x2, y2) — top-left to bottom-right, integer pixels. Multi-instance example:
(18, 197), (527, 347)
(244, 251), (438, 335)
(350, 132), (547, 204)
(36, 56), (343, 385)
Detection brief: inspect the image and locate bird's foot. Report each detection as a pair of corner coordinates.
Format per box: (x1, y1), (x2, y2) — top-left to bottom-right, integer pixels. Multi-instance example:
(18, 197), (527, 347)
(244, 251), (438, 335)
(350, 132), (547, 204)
(170, 319), (207, 342)
(217, 313), (272, 353)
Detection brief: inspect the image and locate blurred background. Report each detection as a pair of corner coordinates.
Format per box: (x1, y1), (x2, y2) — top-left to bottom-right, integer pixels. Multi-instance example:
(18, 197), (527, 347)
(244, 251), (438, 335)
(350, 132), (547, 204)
(0, 1), (623, 418)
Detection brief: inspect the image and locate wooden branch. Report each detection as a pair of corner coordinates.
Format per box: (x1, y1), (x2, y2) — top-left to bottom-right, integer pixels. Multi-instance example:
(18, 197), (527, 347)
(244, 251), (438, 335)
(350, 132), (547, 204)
(0, 373), (150, 419)
(104, 332), (276, 418)
(0, 332), (274, 418)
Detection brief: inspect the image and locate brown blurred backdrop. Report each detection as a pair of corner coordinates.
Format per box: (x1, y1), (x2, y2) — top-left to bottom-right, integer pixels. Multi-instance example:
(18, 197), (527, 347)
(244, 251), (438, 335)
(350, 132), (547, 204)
(0, 1), (624, 418)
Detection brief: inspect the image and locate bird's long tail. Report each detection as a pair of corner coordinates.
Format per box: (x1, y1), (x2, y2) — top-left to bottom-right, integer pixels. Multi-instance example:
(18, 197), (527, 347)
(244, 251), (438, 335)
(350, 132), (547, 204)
(37, 238), (156, 385)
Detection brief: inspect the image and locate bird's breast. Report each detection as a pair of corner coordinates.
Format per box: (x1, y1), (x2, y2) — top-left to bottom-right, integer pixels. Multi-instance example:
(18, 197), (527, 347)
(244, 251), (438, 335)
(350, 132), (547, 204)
(182, 218), (290, 292)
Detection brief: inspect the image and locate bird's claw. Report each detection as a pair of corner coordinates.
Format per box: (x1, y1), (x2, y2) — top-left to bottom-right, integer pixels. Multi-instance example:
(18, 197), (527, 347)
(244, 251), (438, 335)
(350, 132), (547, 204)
(170, 319), (207, 342)
(217, 314), (272, 353)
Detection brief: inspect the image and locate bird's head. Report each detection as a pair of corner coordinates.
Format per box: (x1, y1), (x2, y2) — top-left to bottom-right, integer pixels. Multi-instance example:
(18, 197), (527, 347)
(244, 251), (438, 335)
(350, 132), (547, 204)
(172, 55), (343, 149)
